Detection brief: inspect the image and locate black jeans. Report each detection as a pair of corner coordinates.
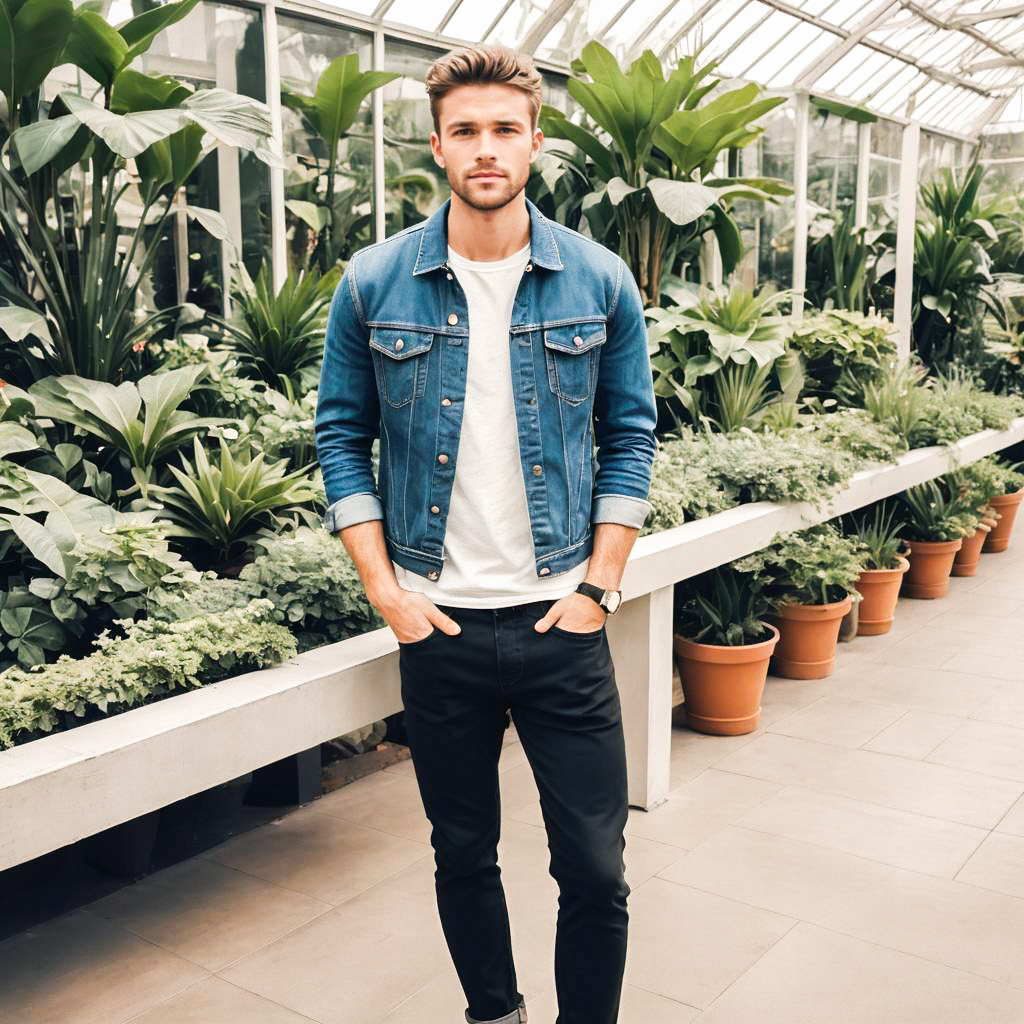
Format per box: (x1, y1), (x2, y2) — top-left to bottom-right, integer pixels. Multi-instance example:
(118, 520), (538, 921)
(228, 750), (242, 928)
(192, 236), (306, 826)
(398, 597), (630, 1024)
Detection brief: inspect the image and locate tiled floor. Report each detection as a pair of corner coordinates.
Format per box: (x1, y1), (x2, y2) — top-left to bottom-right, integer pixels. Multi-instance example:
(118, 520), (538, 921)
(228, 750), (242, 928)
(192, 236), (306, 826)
(5, 543), (1024, 1023)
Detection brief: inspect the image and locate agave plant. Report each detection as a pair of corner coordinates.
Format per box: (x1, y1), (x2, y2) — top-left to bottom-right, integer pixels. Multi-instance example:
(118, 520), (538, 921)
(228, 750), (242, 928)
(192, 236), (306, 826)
(538, 41), (789, 305)
(0, 0), (281, 384)
(204, 265), (336, 393)
(897, 478), (980, 543)
(675, 563), (773, 646)
(281, 53), (399, 273)
(840, 502), (905, 571)
(148, 434), (319, 568)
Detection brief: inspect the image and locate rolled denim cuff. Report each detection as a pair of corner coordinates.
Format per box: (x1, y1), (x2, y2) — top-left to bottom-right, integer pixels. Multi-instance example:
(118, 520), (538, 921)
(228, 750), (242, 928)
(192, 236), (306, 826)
(321, 491), (384, 533)
(591, 492), (652, 529)
(465, 994), (526, 1023)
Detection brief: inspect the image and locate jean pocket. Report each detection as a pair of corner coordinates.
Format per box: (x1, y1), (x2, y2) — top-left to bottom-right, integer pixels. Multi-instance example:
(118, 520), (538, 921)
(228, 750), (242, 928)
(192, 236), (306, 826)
(398, 624), (440, 647)
(549, 622), (605, 640)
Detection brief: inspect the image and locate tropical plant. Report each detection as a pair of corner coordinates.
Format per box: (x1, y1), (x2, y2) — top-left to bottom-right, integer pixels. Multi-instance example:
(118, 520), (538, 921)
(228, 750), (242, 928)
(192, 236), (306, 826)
(538, 41), (789, 305)
(855, 358), (931, 444)
(148, 435), (319, 568)
(647, 283), (801, 431)
(913, 162), (1000, 373)
(204, 265), (335, 393)
(896, 478), (980, 542)
(674, 563), (774, 646)
(280, 53), (399, 273)
(839, 502), (905, 570)
(0, 0), (281, 384)
(787, 308), (899, 404)
(733, 522), (866, 606)
(27, 365), (225, 500)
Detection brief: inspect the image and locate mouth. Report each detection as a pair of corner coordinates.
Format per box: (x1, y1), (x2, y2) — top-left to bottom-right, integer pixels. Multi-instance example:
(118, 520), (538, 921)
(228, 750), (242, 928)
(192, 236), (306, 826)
(471, 173), (503, 179)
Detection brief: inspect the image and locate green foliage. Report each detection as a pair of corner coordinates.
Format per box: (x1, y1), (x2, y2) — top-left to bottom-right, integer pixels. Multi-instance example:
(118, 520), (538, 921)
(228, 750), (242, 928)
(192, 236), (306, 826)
(204, 265), (336, 393)
(856, 359), (931, 445)
(0, 599), (296, 749)
(280, 53), (399, 272)
(796, 408), (907, 464)
(674, 564), (774, 646)
(27, 366), (225, 499)
(148, 435), (319, 568)
(648, 283), (798, 432)
(896, 478), (980, 542)
(787, 308), (899, 404)
(839, 502), (905, 571)
(733, 522), (866, 606)
(804, 207), (894, 314)
(538, 41), (788, 303)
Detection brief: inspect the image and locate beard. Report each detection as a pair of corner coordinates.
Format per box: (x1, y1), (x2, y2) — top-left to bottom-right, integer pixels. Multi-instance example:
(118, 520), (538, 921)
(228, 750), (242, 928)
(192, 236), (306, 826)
(449, 167), (528, 211)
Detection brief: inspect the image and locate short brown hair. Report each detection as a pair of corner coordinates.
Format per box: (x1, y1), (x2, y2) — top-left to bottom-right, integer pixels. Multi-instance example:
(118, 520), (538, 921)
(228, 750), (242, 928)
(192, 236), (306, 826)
(425, 44), (543, 136)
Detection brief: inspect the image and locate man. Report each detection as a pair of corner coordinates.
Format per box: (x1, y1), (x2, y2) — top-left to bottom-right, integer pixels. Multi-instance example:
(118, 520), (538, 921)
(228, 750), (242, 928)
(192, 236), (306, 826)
(314, 42), (658, 1024)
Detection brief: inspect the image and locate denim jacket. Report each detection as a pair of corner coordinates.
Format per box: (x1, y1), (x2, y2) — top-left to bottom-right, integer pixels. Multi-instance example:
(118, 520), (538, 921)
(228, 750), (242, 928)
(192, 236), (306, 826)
(314, 195), (658, 582)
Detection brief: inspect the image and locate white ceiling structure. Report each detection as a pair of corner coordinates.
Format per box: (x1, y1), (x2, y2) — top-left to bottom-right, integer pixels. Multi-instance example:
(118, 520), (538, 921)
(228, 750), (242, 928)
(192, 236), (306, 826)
(329, 0), (1024, 134)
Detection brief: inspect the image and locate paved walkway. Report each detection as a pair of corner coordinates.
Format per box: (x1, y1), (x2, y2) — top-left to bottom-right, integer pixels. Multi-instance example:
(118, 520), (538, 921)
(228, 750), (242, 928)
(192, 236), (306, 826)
(4, 541), (1024, 1023)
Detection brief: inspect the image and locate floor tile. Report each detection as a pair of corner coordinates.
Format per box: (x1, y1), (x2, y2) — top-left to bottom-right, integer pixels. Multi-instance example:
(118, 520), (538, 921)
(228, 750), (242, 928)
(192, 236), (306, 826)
(926, 719), (1024, 781)
(766, 696), (906, 748)
(862, 710), (964, 759)
(697, 922), (1024, 1024)
(956, 831), (1024, 899)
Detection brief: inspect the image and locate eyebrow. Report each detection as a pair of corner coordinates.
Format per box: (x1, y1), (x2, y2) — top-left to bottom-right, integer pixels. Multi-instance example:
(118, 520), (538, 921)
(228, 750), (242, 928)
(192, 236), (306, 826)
(446, 119), (524, 129)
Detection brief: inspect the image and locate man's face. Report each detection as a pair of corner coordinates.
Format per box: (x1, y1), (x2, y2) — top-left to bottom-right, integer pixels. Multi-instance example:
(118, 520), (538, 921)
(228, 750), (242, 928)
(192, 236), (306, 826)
(431, 83), (541, 212)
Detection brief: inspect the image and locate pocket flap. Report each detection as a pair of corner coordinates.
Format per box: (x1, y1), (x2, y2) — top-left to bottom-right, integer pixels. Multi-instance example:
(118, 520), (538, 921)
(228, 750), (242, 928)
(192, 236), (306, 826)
(369, 327), (435, 360)
(543, 322), (607, 355)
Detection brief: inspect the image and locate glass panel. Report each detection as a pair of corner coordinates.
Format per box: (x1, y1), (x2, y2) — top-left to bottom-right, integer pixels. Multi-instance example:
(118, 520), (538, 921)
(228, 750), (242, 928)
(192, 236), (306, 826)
(277, 15), (374, 273)
(753, 25), (840, 87)
(384, 0), (460, 31)
(807, 101), (860, 217)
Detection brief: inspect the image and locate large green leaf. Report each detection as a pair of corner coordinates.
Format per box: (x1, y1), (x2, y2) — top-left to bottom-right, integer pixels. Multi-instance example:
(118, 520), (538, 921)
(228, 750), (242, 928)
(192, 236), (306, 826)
(61, 7), (127, 89)
(61, 90), (189, 157)
(10, 113), (80, 174)
(0, 0), (72, 110)
(647, 178), (718, 226)
(0, 422), (36, 457)
(306, 54), (399, 154)
(0, 304), (54, 351)
(117, 0), (201, 65)
(7, 513), (66, 575)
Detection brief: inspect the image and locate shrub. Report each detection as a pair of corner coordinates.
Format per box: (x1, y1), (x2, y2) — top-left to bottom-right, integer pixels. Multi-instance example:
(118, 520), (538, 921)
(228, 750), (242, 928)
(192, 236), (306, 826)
(0, 600), (296, 749)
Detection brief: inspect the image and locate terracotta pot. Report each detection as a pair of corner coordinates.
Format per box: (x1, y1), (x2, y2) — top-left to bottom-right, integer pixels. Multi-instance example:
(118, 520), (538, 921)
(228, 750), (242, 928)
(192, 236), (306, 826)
(855, 555), (910, 635)
(952, 524), (991, 577)
(902, 538), (962, 598)
(770, 594), (853, 679)
(672, 623), (780, 736)
(982, 489), (1023, 553)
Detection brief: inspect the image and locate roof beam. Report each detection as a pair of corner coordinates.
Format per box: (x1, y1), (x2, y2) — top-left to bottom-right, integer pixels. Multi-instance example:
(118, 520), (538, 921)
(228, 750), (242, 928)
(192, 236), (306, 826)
(950, 5), (1024, 28)
(517, 0), (576, 54)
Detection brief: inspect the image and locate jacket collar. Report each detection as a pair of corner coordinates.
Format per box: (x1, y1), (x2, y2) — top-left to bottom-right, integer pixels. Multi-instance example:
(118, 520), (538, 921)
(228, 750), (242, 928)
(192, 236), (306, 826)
(412, 194), (564, 275)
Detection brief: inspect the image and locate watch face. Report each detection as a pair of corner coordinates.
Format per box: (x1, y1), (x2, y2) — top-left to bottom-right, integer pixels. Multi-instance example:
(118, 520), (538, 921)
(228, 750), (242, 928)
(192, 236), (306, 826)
(606, 590), (621, 613)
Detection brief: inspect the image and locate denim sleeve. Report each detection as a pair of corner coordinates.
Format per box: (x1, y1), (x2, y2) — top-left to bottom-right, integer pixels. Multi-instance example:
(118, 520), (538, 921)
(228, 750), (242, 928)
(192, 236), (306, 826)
(314, 257), (384, 533)
(590, 257), (658, 530)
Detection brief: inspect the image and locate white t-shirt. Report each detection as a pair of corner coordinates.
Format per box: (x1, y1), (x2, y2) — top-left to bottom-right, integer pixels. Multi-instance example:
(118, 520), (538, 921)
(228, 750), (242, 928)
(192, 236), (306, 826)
(392, 239), (590, 608)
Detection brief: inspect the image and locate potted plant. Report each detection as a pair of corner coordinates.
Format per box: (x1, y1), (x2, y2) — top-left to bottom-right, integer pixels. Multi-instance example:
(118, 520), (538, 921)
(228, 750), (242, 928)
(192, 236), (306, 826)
(842, 503), (910, 635)
(945, 465), (998, 576)
(673, 565), (779, 736)
(896, 479), (978, 598)
(733, 523), (865, 679)
(982, 460), (1024, 554)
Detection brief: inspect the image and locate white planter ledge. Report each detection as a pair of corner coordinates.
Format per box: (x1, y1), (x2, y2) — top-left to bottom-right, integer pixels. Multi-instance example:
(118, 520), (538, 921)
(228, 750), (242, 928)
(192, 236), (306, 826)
(2, 417), (1022, 871)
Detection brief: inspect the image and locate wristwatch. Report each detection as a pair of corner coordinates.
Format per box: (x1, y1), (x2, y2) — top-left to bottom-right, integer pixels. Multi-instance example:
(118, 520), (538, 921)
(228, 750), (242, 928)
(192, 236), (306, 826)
(575, 581), (622, 614)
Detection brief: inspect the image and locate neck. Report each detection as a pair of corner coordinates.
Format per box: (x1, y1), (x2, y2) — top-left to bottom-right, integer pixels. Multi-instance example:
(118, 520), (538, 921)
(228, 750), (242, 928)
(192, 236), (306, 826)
(446, 192), (530, 262)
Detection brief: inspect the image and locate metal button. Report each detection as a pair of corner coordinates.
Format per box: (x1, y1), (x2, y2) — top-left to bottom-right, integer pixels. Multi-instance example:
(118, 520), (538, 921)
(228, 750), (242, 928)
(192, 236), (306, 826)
(430, 505), (440, 514)
(438, 453), (449, 464)
(539, 567), (550, 576)
(528, 397), (536, 405)
(532, 464), (542, 476)
(526, 262), (533, 272)
(573, 335), (583, 346)
(447, 312), (458, 325)
(441, 397), (452, 406)
(427, 570), (439, 580)
(395, 338), (404, 351)
(446, 272), (453, 280)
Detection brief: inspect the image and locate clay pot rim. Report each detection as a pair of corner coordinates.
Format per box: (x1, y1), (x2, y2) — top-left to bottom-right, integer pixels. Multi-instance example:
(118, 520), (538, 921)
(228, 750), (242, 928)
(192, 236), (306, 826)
(674, 621), (780, 662)
(858, 554), (910, 577)
(773, 592), (854, 620)
(904, 537), (963, 552)
(990, 489), (1024, 506)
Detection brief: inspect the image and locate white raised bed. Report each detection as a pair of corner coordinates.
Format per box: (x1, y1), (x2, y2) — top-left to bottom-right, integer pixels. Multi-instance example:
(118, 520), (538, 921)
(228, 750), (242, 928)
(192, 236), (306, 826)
(2, 417), (1022, 871)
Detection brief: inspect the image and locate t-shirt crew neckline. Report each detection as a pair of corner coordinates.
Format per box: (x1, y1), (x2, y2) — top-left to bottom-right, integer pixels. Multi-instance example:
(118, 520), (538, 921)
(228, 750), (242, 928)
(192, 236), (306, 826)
(447, 240), (531, 272)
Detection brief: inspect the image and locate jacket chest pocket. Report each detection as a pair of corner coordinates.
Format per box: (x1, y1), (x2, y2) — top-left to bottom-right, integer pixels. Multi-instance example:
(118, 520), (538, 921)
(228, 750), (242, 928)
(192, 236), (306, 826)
(368, 327), (435, 408)
(542, 322), (607, 405)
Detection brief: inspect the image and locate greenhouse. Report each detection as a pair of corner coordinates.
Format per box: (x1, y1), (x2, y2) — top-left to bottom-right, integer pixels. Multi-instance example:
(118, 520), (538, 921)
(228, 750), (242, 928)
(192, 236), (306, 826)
(4, 0), (1024, 1021)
